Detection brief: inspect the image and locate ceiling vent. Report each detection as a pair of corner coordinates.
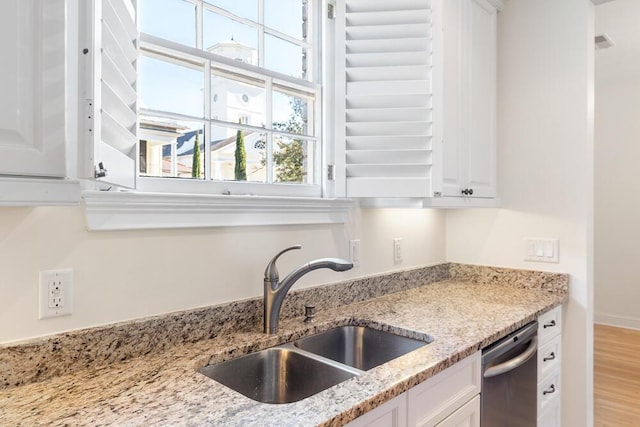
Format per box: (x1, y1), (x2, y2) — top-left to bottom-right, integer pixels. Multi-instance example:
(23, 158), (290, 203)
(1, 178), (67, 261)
(595, 33), (615, 50)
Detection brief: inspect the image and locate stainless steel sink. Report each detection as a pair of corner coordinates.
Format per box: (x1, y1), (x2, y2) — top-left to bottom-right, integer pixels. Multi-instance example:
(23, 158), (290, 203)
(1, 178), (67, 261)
(199, 347), (358, 404)
(294, 326), (429, 371)
(199, 325), (429, 404)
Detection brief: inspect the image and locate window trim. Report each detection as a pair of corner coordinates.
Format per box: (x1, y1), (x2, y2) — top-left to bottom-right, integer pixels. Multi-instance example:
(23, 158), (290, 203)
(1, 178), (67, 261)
(138, 28), (322, 194)
(78, 0), (347, 230)
(82, 190), (353, 231)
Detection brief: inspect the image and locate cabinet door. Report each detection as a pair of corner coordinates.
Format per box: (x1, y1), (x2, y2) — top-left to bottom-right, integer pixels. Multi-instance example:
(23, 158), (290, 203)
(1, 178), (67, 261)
(441, 0), (466, 198)
(465, 0), (497, 198)
(0, 0), (67, 178)
(407, 352), (481, 427)
(345, 393), (407, 427)
(440, 0), (497, 199)
(435, 395), (480, 427)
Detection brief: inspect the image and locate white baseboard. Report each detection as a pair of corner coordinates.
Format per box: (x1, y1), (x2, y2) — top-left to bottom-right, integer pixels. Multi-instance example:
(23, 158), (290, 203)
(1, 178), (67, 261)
(594, 312), (640, 331)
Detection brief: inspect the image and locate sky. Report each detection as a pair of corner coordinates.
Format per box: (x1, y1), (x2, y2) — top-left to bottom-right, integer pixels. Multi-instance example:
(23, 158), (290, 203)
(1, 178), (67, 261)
(137, 0), (311, 127)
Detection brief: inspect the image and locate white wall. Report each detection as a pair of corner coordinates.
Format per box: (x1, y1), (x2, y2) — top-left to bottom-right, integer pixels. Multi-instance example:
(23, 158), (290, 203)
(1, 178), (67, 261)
(594, 0), (640, 330)
(445, 1), (594, 426)
(0, 206), (446, 344)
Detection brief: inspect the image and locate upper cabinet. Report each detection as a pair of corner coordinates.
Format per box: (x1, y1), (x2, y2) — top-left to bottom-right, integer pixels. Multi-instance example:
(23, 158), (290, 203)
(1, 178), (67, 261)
(440, 0), (498, 201)
(0, 0), (79, 205)
(334, 0), (502, 207)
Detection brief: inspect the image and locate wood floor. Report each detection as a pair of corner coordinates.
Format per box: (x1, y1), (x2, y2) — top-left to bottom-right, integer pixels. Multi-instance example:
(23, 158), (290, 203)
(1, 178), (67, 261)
(594, 324), (640, 427)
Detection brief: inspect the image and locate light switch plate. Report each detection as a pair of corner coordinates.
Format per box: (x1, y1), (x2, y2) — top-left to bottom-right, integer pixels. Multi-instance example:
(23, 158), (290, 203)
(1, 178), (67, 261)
(524, 239), (559, 263)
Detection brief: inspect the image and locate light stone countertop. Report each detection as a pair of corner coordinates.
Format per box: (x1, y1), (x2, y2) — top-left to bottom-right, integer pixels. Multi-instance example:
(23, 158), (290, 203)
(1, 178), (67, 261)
(0, 276), (567, 426)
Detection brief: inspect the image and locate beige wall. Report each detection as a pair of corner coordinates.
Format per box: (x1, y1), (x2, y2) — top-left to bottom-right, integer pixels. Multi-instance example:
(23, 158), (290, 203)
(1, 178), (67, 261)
(0, 206), (446, 344)
(446, 1), (594, 426)
(594, 0), (640, 330)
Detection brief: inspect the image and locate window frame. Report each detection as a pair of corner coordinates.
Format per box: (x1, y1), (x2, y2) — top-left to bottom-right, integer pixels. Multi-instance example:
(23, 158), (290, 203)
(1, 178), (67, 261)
(135, 0), (324, 198)
(79, 0), (350, 231)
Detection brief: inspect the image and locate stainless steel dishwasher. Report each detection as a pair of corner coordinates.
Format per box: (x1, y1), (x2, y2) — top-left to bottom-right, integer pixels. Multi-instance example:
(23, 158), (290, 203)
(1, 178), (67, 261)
(481, 321), (538, 426)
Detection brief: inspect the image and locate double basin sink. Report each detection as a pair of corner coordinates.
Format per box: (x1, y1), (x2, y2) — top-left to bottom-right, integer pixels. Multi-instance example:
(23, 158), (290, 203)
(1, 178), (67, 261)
(199, 325), (430, 404)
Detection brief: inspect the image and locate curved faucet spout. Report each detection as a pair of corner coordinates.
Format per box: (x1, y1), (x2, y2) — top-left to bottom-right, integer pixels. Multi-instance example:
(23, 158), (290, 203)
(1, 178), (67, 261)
(263, 248), (353, 334)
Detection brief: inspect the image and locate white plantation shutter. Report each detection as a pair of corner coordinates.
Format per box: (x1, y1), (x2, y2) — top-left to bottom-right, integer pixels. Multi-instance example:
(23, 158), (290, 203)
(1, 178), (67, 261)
(84, 0), (138, 188)
(335, 0), (436, 198)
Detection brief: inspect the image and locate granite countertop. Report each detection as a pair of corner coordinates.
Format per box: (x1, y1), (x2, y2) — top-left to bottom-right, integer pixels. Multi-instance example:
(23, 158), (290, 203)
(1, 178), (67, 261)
(0, 266), (568, 426)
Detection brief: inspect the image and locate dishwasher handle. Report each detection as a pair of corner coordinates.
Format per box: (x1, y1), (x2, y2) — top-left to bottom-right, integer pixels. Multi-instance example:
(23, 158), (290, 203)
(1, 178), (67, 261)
(483, 336), (538, 378)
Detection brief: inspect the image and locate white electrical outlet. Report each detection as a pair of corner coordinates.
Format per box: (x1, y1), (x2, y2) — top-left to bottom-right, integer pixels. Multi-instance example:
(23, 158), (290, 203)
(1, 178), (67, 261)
(39, 269), (74, 319)
(524, 238), (559, 263)
(349, 239), (360, 267)
(393, 238), (403, 263)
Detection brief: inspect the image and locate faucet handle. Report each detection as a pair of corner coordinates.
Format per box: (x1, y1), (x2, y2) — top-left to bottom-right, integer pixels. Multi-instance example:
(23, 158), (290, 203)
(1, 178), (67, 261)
(264, 245), (302, 281)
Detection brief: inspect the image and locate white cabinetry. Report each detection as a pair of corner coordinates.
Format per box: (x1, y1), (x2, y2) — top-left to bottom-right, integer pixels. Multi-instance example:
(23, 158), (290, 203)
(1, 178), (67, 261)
(0, 0), (79, 205)
(345, 394), (407, 427)
(346, 352), (481, 427)
(537, 306), (562, 426)
(435, 395), (480, 427)
(439, 0), (498, 201)
(407, 352), (480, 426)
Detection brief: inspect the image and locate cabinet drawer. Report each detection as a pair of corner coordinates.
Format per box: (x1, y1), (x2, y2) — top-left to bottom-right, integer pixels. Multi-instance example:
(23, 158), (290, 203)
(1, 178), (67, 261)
(408, 352), (481, 427)
(538, 306), (562, 343)
(538, 397), (561, 427)
(435, 395), (480, 427)
(537, 335), (561, 381)
(537, 368), (561, 415)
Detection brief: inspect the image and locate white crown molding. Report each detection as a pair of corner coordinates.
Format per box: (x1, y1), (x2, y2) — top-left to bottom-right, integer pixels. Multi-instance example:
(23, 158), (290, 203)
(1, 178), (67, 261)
(82, 191), (355, 231)
(0, 177), (80, 206)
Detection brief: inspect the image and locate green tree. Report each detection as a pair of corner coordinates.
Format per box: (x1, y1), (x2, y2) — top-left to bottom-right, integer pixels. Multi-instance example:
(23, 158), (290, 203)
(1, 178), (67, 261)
(271, 98), (307, 183)
(191, 131), (201, 178)
(273, 138), (305, 182)
(234, 128), (247, 181)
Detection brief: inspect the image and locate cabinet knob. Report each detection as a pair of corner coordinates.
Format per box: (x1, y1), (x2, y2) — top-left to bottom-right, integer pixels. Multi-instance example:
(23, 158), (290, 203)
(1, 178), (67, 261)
(461, 188), (474, 196)
(461, 189), (469, 195)
(468, 188), (473, 195)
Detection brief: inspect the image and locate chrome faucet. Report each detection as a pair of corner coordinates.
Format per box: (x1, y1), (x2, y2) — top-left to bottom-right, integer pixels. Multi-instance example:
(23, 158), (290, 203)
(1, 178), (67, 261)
(263, 245), (353, 334)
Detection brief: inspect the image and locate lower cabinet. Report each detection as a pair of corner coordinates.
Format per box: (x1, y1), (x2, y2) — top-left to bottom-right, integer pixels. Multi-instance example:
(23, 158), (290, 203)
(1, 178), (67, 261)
(538, 398), (561, 427)
(346, 352), (481, 427)
(537, 306), (563, 427)
(435, 396), (480, 427)
(345, 394), (407, 427)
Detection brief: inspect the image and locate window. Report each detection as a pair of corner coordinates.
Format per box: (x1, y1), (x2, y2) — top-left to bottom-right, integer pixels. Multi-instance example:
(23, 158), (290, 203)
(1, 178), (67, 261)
(79, 0), (353, 230)
(136, 0), (321, 196)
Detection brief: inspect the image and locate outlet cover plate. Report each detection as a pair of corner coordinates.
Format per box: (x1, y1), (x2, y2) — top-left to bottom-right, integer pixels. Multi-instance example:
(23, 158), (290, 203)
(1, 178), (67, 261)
(39, 269), (73, 319)
(393, 237), (403, 263)
(349, 239), (360, 267)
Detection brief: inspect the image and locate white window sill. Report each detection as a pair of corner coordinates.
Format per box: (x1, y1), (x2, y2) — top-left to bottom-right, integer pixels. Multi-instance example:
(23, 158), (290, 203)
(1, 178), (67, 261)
(82, 191), (355, 231)
(0, 177), (81, 206)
